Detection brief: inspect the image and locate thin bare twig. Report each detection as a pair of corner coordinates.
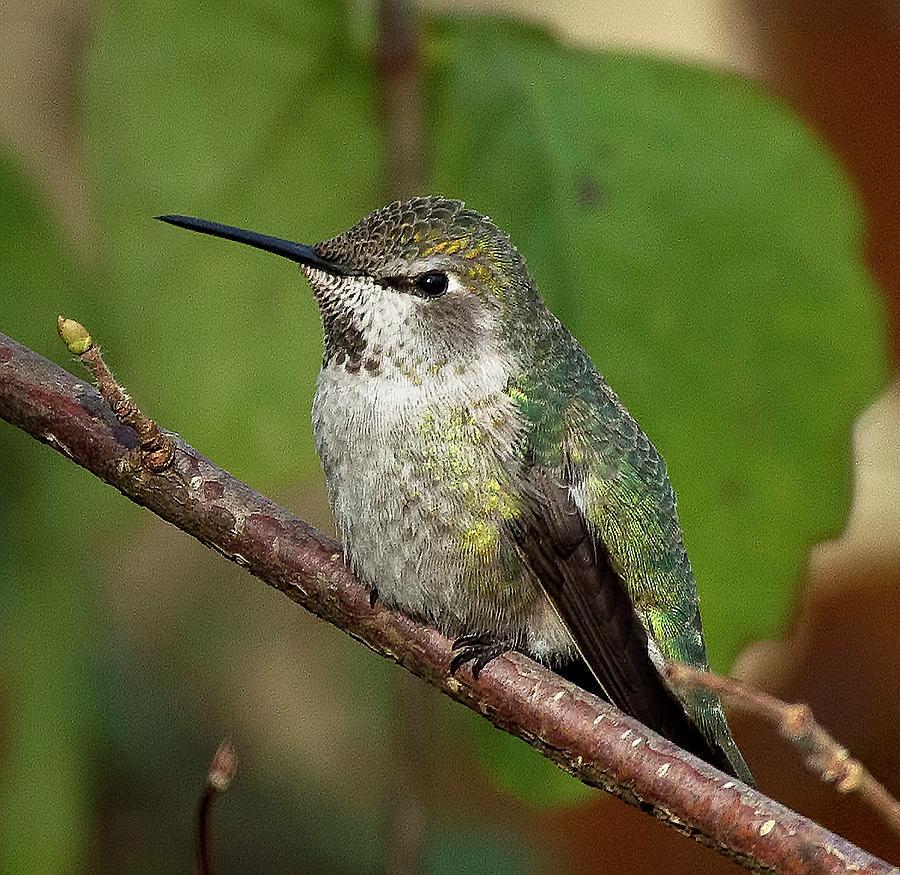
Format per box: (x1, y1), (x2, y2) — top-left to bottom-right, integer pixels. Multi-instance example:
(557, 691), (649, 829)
(198, 738), (237, 875)
(375, 2), (431, 872)
(667, 662), (900, 842)
(375, 0), (425, 202)
(0, 325), (897, 874)
(57, 316), (174, 471)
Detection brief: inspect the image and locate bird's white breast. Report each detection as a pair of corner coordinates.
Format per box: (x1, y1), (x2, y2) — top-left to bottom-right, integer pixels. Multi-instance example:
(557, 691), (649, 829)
(312, 351), (565, 646)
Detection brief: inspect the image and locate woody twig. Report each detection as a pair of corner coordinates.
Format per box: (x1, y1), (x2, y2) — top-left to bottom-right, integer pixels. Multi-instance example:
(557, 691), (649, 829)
(667, 662), (900, 841)
(197, 738), (237, 875)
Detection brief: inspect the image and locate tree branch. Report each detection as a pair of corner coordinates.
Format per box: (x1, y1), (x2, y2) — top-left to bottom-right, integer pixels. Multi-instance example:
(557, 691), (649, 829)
(0, 328), (896, 875)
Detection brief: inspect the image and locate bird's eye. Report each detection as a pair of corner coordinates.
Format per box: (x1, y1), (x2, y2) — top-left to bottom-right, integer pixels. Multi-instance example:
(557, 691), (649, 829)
(414, 271), (449, 298)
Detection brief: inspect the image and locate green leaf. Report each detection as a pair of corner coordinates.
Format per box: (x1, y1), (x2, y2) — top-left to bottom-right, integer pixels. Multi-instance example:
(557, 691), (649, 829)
(428, 15), (884, 664)
(84, 0), (381, 488)
(427, 15), (885, 801)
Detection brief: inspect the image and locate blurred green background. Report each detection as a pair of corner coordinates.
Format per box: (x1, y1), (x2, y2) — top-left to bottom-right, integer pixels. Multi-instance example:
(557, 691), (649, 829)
(2, 1), (899, 872)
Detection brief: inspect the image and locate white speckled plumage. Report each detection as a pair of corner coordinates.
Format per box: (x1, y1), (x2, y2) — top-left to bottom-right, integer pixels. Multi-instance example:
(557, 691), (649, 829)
(309, 268), (575, 661)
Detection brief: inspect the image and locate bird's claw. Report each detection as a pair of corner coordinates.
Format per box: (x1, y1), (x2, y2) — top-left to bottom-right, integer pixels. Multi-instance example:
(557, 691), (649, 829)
(449, 633), (509, 679)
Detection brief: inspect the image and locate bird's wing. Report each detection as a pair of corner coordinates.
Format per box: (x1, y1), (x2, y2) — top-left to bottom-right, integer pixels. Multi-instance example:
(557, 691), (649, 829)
(504, 359), (754, 784)
(509, 462), (724, 758)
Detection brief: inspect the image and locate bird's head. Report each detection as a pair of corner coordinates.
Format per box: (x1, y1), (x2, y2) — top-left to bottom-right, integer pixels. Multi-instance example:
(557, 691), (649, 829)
(159, 197), (540, 376)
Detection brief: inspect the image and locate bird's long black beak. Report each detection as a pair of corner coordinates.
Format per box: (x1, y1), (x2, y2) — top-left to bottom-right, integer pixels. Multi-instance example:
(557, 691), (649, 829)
(156, 215), (353, 276)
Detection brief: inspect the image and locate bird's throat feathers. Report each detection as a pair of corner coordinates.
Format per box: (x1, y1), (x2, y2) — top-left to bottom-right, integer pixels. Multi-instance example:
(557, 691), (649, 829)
(302, 265), (520, 387)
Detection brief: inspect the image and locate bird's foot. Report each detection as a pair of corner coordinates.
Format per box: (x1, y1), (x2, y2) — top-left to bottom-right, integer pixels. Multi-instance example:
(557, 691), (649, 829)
(450, 633), (510, 679)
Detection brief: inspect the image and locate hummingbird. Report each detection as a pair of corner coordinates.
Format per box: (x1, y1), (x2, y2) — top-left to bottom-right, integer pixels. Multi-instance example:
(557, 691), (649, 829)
(159, 197), (754, 785)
